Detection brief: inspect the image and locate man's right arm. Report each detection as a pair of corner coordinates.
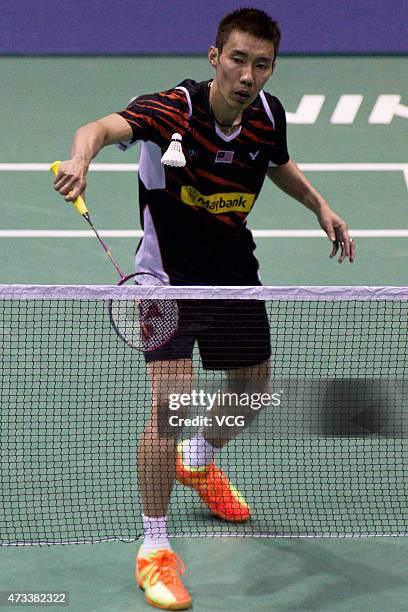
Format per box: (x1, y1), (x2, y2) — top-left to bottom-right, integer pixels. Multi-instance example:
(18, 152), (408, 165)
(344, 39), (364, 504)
(53, 113), (133, 202)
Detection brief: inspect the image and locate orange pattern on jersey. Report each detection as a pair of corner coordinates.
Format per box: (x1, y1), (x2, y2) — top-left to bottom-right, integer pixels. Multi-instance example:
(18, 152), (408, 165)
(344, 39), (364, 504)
(194, 168), (250, 192)
(124, 108), (186, 141)
(241, 129), (270, 144)
(190, 129), (220, 155)
(214, 214), (237, 226)
(142, 99), (189, 125)
(247, 120), (275, 132)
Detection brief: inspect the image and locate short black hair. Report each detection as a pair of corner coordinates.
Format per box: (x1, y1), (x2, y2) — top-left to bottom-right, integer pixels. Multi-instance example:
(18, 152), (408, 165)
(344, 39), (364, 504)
(216, 8), (281, 58)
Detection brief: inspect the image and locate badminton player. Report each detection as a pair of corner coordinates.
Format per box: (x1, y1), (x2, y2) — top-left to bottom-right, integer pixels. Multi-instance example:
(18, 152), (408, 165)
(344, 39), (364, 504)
(53, 7), (355, 610)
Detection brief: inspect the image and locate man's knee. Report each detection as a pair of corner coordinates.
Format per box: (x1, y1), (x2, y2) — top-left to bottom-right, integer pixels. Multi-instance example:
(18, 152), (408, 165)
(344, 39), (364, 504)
(148, 360), (195, 438)
(226, 358), (271, 392)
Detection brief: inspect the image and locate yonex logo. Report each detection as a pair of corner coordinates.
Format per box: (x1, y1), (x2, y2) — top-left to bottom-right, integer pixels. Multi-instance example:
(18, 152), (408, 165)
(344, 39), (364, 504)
(249, 151), (260, 160)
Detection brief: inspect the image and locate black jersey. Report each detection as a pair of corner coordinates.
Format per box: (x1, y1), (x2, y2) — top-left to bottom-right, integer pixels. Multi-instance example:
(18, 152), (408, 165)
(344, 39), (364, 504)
(117, 79), (289, 285)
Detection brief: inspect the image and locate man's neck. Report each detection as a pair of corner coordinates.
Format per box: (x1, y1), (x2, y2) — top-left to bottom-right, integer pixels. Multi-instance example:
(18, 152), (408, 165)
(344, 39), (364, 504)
(209, 80), (243, 128)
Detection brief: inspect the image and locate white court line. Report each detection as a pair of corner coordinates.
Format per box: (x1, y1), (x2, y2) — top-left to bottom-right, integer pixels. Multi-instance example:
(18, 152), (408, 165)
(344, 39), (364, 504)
(1, 163), (408, 172)
(299, 163), (408, 172)
(0, 163), (140, 171)
(4, 531), (406, 545)
(0, 229), (407, 238)
(252, 229), (408, 238)
(404, 168), (408, 192)
(2, 161), (407, 192)
(0, 230), (143, 237)
(0, 163), (406, 238)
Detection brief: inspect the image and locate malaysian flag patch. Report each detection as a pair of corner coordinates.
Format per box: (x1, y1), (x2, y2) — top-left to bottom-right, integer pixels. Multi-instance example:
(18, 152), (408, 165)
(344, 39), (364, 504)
(215, 150), (234, 164)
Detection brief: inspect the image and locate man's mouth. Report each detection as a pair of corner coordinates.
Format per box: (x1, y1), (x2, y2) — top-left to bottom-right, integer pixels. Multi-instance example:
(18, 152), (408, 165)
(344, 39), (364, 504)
(234, 90), (251, 103)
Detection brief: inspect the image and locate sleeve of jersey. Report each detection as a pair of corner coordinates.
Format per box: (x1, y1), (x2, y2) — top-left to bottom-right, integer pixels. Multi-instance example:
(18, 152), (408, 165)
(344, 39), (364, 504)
(267, 96), (290, 167)
(115, 90), (190, 152)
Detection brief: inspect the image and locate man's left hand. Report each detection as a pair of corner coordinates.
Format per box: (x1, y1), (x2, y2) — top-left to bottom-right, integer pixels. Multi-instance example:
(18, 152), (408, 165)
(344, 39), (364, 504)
(317, 207), (356, 263)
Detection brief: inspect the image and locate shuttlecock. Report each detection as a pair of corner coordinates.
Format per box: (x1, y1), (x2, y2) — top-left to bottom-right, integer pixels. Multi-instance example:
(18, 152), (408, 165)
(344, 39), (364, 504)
(161, 133), (186, 167)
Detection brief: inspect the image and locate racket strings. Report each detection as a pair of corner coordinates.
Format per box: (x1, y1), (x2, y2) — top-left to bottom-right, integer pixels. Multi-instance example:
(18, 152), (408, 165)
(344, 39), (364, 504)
(109, 276), (179, 351)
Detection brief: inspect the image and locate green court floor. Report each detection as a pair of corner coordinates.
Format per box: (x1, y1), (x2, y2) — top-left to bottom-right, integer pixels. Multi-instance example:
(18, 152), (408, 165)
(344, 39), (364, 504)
(0, 55), (407, 611)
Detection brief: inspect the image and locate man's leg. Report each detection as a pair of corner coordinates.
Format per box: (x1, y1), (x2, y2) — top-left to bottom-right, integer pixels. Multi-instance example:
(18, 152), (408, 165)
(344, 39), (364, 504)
(177, 359), (270, 522)
(202, 359), (271, 448)
(136, 358), (194, 611)
(138, 358), (194, 519)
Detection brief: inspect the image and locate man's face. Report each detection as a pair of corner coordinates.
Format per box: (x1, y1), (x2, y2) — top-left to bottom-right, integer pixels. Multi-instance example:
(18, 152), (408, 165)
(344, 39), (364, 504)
(209, 29), (276, 111)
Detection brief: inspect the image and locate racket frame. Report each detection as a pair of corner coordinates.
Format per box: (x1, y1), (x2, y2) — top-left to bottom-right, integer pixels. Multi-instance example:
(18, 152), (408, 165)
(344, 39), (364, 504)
(108, 273), (179, 352)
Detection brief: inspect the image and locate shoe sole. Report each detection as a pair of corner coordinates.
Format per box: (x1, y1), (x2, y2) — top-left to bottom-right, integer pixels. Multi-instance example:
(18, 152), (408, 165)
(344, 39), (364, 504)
(177, 479), (251, 522)
(137, 578), (192, 610)
(210, 509), (251, 522)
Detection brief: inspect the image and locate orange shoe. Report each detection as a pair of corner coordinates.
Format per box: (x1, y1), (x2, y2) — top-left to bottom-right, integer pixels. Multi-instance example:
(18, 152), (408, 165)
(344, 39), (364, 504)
(176, 443), (251, 522)
(136, 548), (192, 610)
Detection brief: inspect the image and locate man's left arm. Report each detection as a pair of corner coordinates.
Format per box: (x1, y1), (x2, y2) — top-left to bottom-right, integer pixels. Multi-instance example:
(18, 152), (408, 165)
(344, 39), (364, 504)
(267, 159), (355, 263)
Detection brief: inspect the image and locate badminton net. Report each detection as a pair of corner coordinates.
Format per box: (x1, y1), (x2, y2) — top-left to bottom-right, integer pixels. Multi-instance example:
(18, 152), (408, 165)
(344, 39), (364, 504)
(0, 284), (407, 545)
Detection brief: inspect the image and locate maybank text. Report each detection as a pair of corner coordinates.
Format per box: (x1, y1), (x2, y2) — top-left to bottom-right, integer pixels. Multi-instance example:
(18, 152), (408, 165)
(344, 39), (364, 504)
(181, 186), (255, 214)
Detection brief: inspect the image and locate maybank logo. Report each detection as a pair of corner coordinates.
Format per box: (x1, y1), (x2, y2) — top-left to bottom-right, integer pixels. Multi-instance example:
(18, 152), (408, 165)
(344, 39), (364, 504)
(181, 186), (255, 214)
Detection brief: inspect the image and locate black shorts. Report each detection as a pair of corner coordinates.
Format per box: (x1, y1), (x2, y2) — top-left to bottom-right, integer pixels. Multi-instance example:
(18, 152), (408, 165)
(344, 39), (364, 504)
(144, 299), (271, 370)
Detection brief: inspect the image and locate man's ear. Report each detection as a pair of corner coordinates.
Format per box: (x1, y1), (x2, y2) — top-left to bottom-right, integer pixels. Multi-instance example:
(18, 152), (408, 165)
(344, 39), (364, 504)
(208, 46), (218, 67)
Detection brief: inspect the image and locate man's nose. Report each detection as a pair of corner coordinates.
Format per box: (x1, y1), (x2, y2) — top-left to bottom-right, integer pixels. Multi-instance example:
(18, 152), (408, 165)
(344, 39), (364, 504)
(240, 65), (254, 86)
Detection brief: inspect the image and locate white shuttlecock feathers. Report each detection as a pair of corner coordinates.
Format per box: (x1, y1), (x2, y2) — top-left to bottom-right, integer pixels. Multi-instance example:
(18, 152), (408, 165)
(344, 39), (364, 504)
(161, 133), (186, 167)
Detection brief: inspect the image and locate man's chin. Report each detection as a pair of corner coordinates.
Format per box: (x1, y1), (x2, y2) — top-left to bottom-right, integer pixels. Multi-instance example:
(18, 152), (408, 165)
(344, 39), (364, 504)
(228, 96), (253, 110)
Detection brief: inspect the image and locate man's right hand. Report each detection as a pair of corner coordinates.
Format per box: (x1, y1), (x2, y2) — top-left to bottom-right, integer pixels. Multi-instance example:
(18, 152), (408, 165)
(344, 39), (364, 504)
(53, 157), (88, 202)
(53, 113), (133, 203)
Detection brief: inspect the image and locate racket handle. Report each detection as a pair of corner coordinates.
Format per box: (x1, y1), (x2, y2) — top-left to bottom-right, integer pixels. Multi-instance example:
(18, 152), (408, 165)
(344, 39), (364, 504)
(50, 161), (89, 217)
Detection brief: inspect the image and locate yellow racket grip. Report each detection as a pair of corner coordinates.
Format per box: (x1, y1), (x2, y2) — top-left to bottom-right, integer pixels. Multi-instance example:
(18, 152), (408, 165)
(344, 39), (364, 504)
(50, 161), (89, 217)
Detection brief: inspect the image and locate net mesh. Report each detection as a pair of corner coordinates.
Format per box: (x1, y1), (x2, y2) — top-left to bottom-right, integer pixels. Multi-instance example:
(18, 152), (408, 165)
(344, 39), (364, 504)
(0, 284), (407, 545)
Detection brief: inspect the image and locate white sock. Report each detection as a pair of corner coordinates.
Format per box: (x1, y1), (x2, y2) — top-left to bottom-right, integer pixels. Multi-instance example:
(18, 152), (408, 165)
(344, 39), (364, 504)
(181, 433), (219, 468)
(139, 515), (171, 555)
